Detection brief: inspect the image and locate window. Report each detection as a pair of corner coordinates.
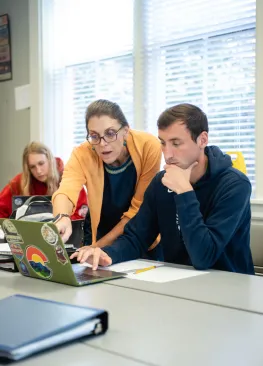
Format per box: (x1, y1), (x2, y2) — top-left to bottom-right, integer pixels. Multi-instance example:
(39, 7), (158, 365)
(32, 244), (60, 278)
(67, 55), (133, 146)
(144, 0), (256, 188)
(43, 0), (134, 160)
(158, 29), (255, 186)
(42, 0), (256, 189)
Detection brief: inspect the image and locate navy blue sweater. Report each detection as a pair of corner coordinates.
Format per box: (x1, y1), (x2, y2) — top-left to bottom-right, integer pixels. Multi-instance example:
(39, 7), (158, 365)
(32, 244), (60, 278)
(104, 146), (254, 274)
(83, 157), (136, 245)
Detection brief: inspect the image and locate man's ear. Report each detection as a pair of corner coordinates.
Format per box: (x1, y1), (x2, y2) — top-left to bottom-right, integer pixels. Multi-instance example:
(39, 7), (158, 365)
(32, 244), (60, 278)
(197, 131), (208, 149)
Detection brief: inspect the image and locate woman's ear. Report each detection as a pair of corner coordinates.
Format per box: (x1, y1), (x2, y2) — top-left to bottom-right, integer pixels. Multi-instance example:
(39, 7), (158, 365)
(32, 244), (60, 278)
(123, 126), (129, 138)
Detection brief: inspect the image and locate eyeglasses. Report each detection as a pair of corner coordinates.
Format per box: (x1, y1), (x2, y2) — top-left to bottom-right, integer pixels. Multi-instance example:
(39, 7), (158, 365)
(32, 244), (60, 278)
(86, 126), (123, 145)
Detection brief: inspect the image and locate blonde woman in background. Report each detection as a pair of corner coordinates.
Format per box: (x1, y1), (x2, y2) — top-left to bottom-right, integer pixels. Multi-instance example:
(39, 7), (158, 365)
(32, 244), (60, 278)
(0, 141), (87, 219)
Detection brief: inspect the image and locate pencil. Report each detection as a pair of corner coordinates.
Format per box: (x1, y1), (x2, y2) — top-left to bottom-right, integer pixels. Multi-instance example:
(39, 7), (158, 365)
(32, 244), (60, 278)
(135, 266), (156, 274)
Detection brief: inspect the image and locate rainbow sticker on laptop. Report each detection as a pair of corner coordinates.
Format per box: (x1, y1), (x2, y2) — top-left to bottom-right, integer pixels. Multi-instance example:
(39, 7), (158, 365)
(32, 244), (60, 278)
(26, 246), (52, 279)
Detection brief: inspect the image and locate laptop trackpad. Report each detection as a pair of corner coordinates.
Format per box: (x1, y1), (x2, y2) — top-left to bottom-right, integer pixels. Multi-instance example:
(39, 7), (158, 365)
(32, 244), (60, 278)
(72, 263), (124, 281)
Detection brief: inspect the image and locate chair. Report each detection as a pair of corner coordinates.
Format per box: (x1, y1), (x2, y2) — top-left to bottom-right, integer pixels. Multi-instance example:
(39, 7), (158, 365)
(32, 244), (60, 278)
(250, 221), (263, 276)
(226, 151), (247, 175)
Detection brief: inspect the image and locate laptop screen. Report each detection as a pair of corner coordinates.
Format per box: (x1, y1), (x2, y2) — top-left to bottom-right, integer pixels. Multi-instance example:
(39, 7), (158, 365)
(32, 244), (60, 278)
(12, 196), (52, 213)
(11, 197), (83, 247)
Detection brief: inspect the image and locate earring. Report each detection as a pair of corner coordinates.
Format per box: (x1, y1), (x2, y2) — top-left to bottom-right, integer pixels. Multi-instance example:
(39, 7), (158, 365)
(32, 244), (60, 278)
(92, 146), (95, 151)
(123, 140), (127, 147)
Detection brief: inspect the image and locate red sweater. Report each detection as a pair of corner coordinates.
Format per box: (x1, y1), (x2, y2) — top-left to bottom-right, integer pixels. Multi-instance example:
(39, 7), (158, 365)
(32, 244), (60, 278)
(0, 157), (87, 220)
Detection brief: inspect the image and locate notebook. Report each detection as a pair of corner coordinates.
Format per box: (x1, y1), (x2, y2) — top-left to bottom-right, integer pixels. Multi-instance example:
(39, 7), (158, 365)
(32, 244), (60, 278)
(0, 294), (108, 360)
(0, 218), (125, 286)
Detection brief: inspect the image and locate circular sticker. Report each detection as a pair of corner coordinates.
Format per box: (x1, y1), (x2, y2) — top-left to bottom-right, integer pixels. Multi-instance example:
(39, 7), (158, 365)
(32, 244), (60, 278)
(41, 224), (58, 246)
(14, 197), (23, 207)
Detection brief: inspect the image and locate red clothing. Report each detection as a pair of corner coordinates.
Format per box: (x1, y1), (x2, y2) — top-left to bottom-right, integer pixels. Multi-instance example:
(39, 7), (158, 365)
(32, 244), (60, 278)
(0, 157), (87, 219)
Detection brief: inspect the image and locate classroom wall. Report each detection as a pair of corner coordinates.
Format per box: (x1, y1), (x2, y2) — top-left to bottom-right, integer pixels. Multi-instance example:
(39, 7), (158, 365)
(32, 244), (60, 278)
(0, 0), (30, 190)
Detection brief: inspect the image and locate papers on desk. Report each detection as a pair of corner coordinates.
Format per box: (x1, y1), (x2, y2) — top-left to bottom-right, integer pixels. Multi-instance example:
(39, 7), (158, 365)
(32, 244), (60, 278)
(127, 266), (209, 283)
(81, 260), (209, 282)
(105, 260), (163, 273)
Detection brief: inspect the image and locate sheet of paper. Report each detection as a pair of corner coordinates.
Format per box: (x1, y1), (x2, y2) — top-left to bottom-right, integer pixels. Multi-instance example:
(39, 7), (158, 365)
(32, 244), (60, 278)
(14, 84), (31, 110)
(126, 266), (209, 283)
(81, 260), (163, 273)
(0, 243), (11, 253)
(105, 260), (163, 273)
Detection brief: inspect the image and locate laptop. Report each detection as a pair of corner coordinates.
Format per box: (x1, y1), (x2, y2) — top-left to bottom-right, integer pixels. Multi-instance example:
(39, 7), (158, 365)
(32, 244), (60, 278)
(0, 219), (125, 286)
(12, 195), (52, 212)
(11, 196), (83, 249)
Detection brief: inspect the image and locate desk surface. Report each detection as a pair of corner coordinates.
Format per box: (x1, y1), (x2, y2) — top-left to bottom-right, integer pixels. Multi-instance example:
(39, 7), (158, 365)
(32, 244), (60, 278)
(0, 344), (142, 366)
(0, 272), (263, 366)
(107, 263), (263, 314)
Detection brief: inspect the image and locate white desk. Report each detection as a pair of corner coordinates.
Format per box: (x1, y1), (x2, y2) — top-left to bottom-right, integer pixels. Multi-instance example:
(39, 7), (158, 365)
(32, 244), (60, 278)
(0, 344), (143, 366)
(0, 272), (263, 365)
(107, 261), (263, 314)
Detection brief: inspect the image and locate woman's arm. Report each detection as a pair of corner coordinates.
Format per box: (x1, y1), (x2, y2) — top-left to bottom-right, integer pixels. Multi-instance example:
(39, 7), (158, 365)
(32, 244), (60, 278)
(0, 174), (22, 218)
(0, 184), (13, 218)
(53, 193), (74, 217)
(52, 148), (87, 242)
(52, 148), (87, 216)
(52, 193), (74, 242)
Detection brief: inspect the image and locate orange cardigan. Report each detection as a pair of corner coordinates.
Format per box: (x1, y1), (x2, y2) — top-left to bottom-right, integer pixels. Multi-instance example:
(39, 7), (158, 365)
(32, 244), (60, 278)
(52, 130), (162, 243)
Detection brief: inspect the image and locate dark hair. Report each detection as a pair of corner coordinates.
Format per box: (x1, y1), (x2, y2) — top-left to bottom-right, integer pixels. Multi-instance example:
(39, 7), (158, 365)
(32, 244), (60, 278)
(85, 99), (129, 131)
(157, 103), (209, 142)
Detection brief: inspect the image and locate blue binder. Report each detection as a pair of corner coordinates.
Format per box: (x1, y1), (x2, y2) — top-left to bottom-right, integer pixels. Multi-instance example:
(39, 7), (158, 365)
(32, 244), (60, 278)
(0, 294), (108, 360)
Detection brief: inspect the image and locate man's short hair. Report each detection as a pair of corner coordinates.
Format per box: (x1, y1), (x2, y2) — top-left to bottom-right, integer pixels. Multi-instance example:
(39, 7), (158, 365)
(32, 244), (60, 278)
(157, 103), (209, 142)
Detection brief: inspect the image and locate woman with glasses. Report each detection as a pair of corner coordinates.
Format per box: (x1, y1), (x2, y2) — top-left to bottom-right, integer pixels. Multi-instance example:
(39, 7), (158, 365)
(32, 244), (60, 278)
(52, 99), (161, 254)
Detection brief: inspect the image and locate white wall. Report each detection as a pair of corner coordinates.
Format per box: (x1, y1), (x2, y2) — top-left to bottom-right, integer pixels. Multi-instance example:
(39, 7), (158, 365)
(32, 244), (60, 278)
(0, 0), (30, 190)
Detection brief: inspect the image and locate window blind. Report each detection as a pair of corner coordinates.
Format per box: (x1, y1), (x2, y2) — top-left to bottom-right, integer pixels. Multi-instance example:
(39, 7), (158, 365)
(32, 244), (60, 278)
(45, 0), (256, 188)
(144, 0), (256, 186)
(50, 0), (134, 155)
